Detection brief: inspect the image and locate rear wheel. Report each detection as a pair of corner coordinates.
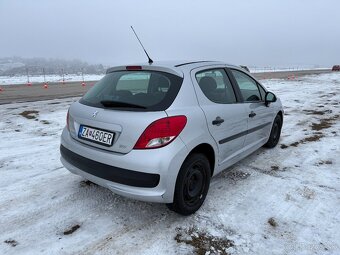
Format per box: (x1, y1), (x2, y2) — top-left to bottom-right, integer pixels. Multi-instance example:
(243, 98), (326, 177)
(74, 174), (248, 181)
(265, 114), (282, 148)
(167, 153), (211, 215)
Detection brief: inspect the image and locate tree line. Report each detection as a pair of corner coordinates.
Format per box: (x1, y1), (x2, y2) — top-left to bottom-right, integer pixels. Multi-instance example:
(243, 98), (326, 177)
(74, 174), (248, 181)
(0, 57), (106, 76)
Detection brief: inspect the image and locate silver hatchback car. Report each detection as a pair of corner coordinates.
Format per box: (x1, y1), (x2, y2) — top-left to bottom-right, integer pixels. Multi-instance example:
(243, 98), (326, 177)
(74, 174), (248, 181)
(60, 61), (283, 215)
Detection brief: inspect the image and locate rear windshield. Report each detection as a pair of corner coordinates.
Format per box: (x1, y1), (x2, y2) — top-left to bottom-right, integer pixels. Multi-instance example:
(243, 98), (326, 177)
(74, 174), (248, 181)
(79, 71), (183, 111)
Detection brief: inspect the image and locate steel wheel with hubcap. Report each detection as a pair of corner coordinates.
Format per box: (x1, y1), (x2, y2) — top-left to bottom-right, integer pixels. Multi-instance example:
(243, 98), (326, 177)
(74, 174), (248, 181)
(167, 153), (211, 215)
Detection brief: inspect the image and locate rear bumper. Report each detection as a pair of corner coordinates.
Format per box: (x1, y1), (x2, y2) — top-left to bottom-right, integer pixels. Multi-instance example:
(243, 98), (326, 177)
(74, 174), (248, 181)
(60, 145), (160, 188)
(60, 127), (188, 203)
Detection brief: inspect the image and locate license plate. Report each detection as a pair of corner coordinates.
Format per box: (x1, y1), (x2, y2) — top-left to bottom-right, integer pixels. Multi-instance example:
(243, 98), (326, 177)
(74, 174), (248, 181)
(78, 125), (114, 146)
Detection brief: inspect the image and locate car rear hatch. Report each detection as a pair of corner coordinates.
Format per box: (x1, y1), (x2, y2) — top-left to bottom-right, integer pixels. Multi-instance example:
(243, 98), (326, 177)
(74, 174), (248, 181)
(68, 66), (183, 154)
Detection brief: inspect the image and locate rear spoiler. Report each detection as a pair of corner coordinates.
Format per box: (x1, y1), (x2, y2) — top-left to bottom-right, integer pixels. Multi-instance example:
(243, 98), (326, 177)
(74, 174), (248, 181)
(106, 65), (183, 78)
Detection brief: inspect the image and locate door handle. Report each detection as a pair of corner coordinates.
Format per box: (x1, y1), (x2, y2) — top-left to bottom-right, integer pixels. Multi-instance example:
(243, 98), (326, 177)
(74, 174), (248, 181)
(212, 116), (224, 126)
(249, 111), (256, 118)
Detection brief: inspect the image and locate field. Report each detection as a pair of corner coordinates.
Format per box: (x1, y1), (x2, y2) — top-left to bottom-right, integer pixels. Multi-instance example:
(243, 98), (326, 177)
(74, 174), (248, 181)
(0, 72), (339, 254)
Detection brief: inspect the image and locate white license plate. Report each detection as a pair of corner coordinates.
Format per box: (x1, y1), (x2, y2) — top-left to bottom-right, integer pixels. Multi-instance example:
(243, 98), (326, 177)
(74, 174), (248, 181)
(78, 125), (114, 146)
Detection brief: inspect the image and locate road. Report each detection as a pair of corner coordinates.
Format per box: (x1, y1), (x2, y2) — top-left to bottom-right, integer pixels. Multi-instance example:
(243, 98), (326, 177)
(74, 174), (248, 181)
(0, 69), (332, 105)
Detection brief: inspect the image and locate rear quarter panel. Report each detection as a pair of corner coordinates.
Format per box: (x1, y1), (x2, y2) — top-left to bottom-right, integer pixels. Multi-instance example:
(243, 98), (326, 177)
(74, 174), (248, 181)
(166, 72), (219, 174)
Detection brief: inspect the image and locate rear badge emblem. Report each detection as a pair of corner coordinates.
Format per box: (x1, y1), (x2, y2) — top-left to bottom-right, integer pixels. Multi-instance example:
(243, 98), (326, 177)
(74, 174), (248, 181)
(92, 111), (99, 118)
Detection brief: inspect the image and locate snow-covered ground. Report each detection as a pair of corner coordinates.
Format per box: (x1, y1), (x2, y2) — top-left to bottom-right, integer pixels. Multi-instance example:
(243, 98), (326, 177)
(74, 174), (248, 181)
(0, 74), (104, 85)
(248, 66), (329, 73)
(0, 73), (339, 255)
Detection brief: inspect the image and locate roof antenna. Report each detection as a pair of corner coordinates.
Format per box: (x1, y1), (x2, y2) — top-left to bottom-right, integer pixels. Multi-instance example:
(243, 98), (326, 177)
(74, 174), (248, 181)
(131, 26), (153, 64)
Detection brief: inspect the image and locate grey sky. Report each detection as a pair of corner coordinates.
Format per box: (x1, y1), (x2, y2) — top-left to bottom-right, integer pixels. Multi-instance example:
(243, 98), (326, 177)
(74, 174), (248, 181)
(1, 0), (339, 67)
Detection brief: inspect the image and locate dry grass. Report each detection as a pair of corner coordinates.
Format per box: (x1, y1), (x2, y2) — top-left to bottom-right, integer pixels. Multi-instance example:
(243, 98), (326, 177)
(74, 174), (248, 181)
(4, 239), (18, 247)
(175, 227), (234, 255)
(19, 110), (39, 119)
(268, 217), (278, 227)
(311, 115), (339, 131)
(63, 224), (80, 235)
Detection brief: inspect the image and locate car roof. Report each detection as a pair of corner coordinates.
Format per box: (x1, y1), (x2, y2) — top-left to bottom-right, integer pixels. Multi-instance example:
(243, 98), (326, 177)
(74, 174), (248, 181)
(106, 60), (241, 77)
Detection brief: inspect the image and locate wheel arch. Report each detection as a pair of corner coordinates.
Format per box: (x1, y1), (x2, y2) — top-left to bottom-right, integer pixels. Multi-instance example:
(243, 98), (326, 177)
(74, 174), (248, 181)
(277, 110), (283, 121)
(186, 143), (216, 176)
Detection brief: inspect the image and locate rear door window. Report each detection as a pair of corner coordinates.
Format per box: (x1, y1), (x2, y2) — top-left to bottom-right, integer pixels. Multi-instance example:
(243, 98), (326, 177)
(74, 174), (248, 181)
(80, 71), (182, 111)
(195, 69), (237, 104)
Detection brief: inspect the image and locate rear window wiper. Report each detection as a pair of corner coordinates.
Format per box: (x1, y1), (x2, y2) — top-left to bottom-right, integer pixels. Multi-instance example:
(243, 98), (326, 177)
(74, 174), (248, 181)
(100, 100), (146, 109)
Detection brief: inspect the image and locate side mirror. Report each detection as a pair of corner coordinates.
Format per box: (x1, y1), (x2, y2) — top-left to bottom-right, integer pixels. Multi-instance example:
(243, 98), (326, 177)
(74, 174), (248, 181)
(265, 92), (277, 106)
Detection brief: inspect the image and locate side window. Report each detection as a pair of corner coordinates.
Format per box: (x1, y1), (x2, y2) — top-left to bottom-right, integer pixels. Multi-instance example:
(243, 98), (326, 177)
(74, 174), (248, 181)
(195, 69), (236, 104)
(231, 69), (261, 102)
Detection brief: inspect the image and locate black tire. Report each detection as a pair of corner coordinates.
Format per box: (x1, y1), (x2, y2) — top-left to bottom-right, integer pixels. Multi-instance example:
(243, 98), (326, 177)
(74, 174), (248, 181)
(264, 114), (282, 148)
(166, 153), (211, 216)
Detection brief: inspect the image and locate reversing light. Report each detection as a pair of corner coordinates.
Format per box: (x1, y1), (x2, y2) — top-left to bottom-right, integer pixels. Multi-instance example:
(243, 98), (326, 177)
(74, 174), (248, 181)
(134, 116), (187, 149)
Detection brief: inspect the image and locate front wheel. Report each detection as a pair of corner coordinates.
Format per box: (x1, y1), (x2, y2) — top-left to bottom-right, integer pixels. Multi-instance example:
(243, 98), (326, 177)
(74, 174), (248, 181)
(264, 114), (282, 148)
(166, 153), (211, 216)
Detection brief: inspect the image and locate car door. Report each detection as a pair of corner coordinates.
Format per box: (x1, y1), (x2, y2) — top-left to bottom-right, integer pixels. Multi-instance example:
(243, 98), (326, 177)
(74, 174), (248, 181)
(229, 69), (274, 149)
(191, 67), (249, 166)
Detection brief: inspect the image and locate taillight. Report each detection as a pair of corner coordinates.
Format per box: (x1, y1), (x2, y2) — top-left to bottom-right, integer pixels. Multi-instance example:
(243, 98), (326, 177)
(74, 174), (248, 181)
(66, 109), (70, 131)
(134, 116), (187, 149)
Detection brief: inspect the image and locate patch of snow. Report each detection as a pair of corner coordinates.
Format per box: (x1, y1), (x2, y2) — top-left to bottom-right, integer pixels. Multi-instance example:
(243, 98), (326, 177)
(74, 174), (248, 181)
(249, 66), (329, 73)
(0, 73), (339, 254)
(0, 74), (104, 85)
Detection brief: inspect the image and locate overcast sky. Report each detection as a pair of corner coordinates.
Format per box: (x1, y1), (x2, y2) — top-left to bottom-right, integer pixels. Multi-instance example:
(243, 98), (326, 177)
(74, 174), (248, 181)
(1, 0), (339, 67)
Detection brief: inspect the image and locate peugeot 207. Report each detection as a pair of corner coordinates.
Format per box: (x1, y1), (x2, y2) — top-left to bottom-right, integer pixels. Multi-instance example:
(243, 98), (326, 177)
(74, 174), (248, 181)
(60, 61), (283, 215)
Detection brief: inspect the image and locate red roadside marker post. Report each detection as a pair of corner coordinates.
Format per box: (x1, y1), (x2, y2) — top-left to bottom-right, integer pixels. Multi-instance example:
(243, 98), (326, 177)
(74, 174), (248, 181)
(43, 68), (48, 89)
(61, 68), (65, 85)
(26, 68), (32, 86)
(81, 68), (86, 87)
